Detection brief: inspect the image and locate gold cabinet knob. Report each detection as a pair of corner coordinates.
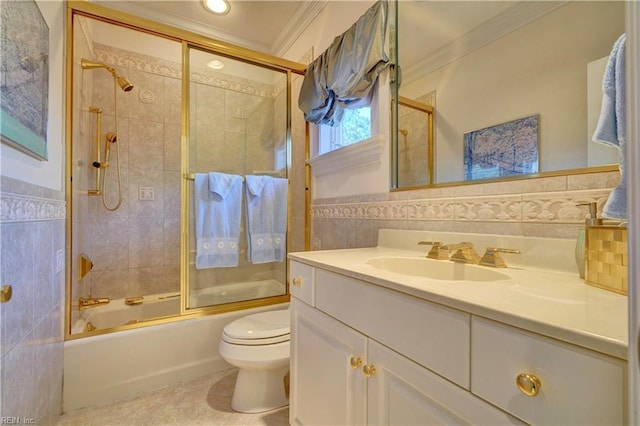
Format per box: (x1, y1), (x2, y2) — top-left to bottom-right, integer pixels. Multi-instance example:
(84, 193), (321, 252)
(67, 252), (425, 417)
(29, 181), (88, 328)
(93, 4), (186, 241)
(350, 357), (362, 369)
(516, 373), (541, 396)
(292, 277), (302, 286)
(363, 364), (376, 378)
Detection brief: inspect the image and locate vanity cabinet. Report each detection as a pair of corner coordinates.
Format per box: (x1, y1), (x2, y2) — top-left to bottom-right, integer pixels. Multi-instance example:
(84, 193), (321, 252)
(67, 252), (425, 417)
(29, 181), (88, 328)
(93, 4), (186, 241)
(289, 261), (521, 425)
(289, 260), (627, 425)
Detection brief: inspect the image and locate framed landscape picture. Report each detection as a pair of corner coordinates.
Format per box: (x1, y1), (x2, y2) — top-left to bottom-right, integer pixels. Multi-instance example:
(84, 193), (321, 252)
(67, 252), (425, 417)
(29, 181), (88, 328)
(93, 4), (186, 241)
(464, 115), (539, 181)
(0, 0), (49, 160)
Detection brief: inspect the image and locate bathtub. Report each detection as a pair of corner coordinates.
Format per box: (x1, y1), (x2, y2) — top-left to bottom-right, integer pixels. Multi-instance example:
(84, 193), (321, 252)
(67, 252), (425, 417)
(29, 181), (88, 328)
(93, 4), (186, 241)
(71, 279), (285, 333)
(63, 280), (288, 412)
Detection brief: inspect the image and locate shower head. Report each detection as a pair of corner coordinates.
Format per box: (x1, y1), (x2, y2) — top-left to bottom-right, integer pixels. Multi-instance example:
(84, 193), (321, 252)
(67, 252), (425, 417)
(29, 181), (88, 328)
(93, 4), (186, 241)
(81, 58), (134, 92)
(399, 129), (409, 136)
(116, 75), (134, 92)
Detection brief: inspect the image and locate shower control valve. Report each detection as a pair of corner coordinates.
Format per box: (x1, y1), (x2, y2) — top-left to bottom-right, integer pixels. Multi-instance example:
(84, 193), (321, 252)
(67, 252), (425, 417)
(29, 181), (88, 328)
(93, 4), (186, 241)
(92, 161), (109, 169)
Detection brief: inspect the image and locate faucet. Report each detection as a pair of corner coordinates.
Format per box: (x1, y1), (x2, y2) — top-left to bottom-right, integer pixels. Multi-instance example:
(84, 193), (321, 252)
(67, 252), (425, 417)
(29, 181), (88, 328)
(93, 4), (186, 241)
(479, 247), (521, 268)
(442, 242), (481, 264)
(417, 241), (449, 260)
(79, 296), (110, 309)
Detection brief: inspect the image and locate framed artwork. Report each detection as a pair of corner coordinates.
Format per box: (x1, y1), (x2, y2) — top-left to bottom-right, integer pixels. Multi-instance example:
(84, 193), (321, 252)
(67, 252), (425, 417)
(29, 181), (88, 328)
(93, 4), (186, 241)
(1, 0), (49, 160)
(464, 115), (538, 181)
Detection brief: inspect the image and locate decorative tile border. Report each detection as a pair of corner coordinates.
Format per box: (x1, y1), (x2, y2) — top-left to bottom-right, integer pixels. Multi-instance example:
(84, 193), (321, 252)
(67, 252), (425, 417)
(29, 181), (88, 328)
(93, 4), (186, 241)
(311, 189), (612, 225)
(94, 44), (281, 99)
(1, 193), (66, 223)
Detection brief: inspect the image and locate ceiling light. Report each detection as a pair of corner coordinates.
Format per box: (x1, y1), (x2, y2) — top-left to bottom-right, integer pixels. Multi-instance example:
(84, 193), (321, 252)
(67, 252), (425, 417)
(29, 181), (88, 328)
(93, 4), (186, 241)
(206, 60), (224, 70)
(202, 0), (230, 15)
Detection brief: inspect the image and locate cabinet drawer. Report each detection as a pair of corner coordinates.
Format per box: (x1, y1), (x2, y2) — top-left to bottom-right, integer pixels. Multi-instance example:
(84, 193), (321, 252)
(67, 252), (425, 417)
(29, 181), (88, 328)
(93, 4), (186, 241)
(289, 261), (315, 306)
(471, 316), (626, 425)
(315, 269), (470, 388)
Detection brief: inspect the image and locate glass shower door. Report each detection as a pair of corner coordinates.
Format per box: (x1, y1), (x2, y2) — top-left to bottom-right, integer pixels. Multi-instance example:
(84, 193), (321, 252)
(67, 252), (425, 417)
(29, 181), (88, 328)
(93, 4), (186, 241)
(184, 46), (290, 311)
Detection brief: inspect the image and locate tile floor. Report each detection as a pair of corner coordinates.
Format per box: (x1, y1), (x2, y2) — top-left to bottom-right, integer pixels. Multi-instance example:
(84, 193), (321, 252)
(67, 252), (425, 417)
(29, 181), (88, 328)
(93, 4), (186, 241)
(56, 369), (289, 426)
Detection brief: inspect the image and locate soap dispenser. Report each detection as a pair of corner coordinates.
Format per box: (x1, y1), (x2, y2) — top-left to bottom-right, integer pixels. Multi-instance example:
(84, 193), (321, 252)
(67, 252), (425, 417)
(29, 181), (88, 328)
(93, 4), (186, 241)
(575, 202), (603, 278)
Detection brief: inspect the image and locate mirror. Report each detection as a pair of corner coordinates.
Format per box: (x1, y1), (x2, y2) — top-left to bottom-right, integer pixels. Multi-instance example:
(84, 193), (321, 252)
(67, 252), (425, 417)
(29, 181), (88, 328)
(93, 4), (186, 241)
(393, 1), (625, 189)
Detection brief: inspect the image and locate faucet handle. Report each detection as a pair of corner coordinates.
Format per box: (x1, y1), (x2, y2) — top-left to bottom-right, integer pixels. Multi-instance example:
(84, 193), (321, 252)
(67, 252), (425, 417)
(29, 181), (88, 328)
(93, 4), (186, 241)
(480, 247), (521, 268)
(417, 241), (449, 260)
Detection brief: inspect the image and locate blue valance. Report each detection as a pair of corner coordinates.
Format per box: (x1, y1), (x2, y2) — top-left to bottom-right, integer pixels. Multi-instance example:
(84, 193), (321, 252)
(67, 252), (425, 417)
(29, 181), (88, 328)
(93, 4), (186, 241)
(298, 0), (389, 126)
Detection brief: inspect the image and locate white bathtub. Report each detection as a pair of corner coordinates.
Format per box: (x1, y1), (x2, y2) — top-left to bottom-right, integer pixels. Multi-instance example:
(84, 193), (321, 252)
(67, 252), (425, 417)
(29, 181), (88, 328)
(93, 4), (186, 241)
(63, 281), (288, 412)
(71, 279), (285, 333)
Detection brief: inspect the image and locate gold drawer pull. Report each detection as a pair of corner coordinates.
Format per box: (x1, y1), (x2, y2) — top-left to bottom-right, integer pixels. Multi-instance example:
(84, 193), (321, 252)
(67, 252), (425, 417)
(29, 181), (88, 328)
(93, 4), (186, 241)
(292, 277), (303, 286)
(350, 357), (362, 369)
(363, 364), (376, 378)
(516, 373), (541, 397)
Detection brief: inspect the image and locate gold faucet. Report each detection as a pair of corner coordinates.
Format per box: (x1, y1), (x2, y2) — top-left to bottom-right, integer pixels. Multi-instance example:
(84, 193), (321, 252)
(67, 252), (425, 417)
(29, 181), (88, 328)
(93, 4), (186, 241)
(442, 242), (481, 264)
(480, 247), (521, 268)
(79, 296), (110, 309)
(417, 241), (449, 260)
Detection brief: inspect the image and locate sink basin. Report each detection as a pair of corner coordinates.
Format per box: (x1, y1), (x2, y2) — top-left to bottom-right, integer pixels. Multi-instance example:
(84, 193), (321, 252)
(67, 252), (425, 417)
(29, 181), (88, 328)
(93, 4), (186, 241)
(366, 256), (511, 282)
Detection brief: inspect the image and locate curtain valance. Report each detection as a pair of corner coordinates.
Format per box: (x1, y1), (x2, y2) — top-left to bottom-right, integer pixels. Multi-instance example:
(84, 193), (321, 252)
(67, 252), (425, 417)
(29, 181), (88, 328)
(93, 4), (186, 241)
(298, 0), (389, 126)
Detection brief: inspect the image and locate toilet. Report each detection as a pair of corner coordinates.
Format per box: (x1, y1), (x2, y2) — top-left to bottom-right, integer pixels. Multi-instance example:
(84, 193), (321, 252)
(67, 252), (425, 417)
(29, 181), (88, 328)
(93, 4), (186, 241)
(218, 309), (290, 413)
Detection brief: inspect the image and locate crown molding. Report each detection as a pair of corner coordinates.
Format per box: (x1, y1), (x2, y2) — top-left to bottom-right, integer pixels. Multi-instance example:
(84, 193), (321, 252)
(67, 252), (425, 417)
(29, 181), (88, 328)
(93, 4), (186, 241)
(402, 1), (568, 85)
(272, 1), (328, 58)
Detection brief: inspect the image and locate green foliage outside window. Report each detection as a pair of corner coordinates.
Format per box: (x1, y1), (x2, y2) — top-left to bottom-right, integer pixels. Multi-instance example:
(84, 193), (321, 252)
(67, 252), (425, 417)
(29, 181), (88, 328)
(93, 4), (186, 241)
(335, 107), (371, 148)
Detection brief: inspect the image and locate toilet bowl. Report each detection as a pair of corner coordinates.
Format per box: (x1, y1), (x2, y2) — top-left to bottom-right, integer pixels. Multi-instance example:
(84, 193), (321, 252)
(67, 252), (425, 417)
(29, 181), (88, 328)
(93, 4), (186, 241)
(218, 309), (290, 413)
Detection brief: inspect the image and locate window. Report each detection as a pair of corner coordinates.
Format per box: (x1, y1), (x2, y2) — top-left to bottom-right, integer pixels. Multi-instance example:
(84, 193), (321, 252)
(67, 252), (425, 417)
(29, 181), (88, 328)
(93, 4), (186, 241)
(318, 107), (372, 155)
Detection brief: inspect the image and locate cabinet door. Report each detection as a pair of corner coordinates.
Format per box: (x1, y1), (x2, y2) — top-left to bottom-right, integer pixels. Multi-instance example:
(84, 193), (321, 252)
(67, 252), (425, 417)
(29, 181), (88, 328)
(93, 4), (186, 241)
(290, 298), (368, 426)
(471, 316), (626, 425)
(367, 340), (524, 426)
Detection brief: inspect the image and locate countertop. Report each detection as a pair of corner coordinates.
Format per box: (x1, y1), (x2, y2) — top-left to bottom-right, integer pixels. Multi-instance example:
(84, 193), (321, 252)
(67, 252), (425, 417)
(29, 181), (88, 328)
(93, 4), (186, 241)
(289, 246), (629, 360)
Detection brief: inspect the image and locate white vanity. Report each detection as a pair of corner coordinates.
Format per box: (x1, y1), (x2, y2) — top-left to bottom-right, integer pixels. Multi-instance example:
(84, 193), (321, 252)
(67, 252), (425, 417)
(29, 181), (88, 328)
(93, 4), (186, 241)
(288, 229), (628, 425)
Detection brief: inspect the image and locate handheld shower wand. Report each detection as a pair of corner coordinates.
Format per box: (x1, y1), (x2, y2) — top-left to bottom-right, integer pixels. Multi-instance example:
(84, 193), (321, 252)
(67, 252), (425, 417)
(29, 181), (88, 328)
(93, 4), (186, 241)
(82, 58), (132, 211)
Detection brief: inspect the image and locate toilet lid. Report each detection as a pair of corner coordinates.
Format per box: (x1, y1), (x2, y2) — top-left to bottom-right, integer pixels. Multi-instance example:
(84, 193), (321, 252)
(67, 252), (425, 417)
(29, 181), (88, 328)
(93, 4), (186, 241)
(223, 310), (290, 343)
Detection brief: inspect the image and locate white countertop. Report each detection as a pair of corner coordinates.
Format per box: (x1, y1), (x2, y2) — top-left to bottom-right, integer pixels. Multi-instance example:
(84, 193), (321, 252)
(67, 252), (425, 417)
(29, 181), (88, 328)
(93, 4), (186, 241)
(289, 244), (629, 360)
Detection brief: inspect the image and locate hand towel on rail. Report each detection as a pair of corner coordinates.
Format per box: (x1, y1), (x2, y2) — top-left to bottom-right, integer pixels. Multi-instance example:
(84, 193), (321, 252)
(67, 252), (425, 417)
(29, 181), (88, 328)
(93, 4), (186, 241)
(244, 175), (288, 264)
(194, 172), (243, 269)
(593, 33), (627, 219)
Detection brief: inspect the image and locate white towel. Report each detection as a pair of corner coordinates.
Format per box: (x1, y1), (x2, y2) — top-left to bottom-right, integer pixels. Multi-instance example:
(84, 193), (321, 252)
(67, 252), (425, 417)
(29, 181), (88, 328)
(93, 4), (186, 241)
(593, 34), (627, 219)
(244, 175), (288, 264)
(194, 172), (243, 269)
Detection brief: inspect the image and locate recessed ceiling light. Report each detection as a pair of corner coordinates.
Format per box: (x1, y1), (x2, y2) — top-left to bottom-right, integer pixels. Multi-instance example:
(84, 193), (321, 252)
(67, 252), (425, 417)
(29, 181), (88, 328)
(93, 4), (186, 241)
(202, 0), (230, 15)
(207, 60), (224, 70)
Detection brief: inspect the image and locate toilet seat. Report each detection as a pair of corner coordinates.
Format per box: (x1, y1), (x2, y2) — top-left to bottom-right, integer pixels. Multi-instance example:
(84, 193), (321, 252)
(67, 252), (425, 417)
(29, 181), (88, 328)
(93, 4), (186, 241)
(222, 310), (290, 346)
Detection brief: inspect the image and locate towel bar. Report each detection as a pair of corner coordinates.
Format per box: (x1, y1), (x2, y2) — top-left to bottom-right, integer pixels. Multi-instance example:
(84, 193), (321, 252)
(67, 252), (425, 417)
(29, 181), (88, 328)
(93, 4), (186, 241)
(183, 172), (284, 181)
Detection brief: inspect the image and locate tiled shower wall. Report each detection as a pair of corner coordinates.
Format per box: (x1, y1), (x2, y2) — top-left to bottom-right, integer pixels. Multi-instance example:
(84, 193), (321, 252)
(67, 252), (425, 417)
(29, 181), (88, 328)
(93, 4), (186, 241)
(75, 42), (183, 304)
(311, 169), (619, 251)
(189, 63), (288, 290)
(0, 177), (65, 424)
(75, 40), (290, 304)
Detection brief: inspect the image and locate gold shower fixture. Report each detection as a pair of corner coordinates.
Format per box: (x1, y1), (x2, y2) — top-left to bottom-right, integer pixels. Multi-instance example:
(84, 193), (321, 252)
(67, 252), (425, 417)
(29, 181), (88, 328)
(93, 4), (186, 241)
(81, 58), (134, 92)
(82, 58), (132, 211)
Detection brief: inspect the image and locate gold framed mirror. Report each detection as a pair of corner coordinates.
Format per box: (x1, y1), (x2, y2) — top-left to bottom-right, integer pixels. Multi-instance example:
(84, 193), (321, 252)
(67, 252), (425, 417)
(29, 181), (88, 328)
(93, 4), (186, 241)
(391, 0), (624, 190)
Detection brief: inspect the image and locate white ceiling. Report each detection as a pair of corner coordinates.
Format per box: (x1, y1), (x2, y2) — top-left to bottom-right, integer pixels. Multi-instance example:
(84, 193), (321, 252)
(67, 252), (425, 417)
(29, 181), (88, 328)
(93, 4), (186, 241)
(88, 0), (564, 82)
(91, 0), (323, 55)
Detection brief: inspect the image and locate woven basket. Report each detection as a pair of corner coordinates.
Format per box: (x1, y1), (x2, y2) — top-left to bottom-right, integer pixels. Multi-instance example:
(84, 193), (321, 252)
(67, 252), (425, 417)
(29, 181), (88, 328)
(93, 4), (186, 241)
(585, 225), (628, 295)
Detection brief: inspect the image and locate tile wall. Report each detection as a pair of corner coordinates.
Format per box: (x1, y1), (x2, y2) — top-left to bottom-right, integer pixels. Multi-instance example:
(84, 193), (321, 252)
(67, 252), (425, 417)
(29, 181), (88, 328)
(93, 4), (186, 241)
(72, 36), (295, 320)
(0, 176), (66, 424)
(311, 169), (620, 251)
